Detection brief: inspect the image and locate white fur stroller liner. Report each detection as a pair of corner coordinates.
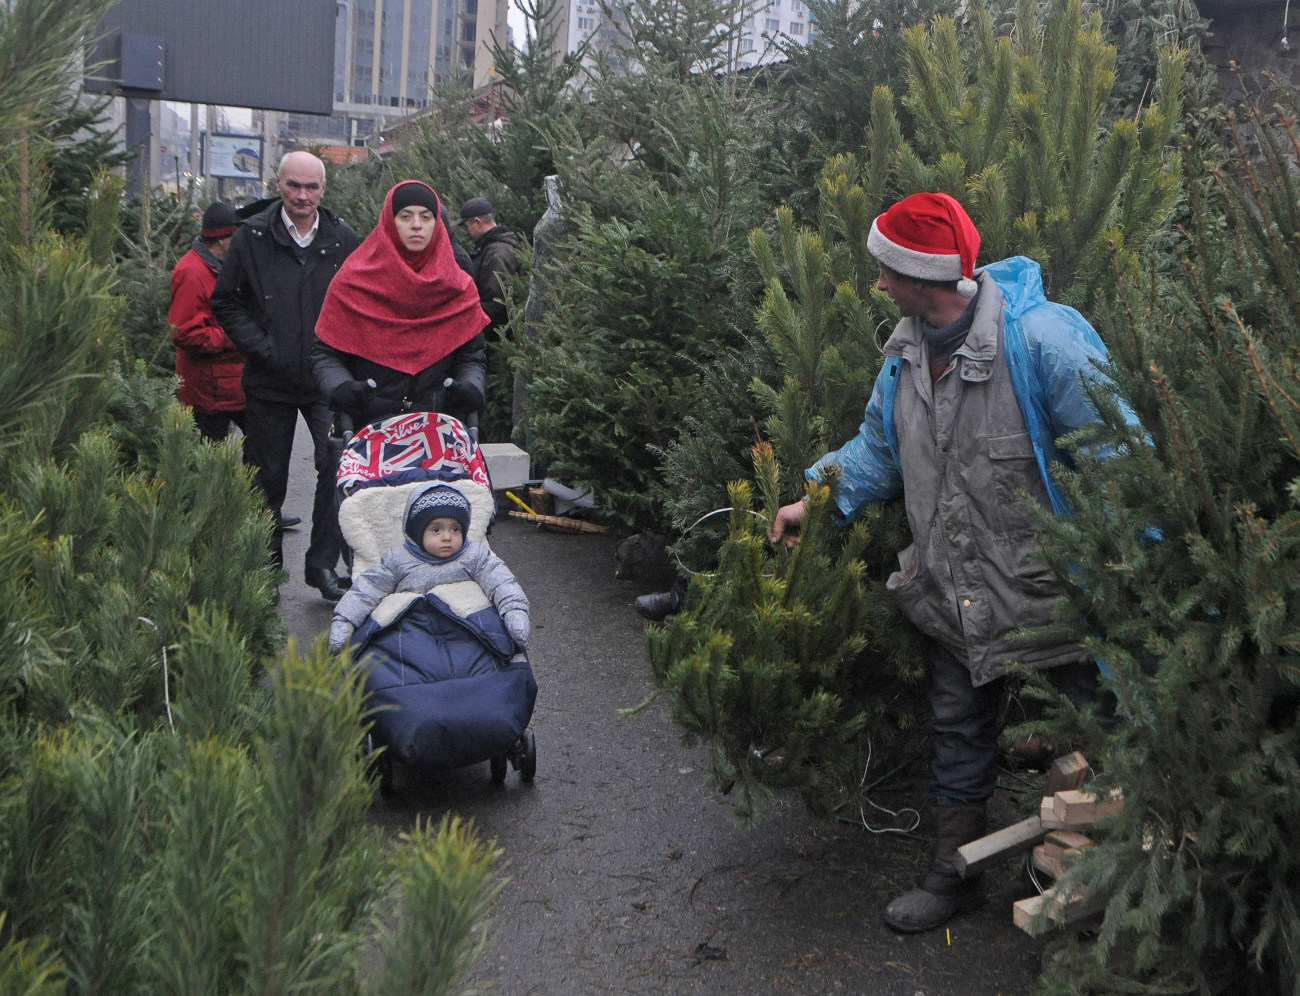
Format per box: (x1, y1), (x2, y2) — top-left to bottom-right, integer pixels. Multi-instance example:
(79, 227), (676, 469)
(338, 477), (497, 628)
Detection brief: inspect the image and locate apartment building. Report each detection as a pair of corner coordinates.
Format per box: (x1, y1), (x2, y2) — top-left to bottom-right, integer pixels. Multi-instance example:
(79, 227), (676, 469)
(284, 0), (509, 148)
(564, 0), (816, 73)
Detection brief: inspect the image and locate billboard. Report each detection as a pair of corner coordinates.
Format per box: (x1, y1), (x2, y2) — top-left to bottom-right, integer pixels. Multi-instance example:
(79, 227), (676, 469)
(87, 0), (336, 115)
(207, 134), (265, 180)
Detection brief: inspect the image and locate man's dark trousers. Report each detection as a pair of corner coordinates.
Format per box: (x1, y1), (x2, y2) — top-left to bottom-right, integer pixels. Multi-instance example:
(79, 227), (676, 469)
(243, 395), (339, 572)
(929, 641), (1101, 806)
(929, 642), (1003, 807)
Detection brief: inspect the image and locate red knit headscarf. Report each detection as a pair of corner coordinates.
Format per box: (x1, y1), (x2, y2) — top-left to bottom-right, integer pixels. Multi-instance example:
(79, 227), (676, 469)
(315, 180), (488, 375)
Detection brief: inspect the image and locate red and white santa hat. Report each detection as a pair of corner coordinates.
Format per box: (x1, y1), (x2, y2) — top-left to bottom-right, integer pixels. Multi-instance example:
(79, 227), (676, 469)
(867, 192), (981, 298)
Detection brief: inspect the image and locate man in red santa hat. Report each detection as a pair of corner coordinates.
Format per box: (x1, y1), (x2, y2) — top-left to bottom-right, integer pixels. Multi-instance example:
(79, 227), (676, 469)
(769, 192), (1125, 933)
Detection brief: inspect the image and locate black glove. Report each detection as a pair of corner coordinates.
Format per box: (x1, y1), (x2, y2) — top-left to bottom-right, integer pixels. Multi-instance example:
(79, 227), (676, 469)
(331, 378), (372, 412)
(442, 380), (484, 415)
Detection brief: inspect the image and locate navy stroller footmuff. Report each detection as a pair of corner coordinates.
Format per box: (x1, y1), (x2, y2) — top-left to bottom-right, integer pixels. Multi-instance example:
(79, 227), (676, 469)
(356, 593), (537, 769)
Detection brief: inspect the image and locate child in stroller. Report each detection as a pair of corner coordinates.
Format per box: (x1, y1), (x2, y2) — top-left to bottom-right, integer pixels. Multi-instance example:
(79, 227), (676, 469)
(332, 412), (537, 791)
(329, 484), (529, 655)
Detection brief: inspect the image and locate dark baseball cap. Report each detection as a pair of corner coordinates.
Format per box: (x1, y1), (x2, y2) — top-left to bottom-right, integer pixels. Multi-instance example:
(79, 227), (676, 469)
(454, 197), (494, 225)
(200, 202), (239, 238)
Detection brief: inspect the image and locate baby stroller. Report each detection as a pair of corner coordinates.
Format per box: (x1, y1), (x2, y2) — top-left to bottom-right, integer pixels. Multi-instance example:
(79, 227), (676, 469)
(335, 411), (538, 793)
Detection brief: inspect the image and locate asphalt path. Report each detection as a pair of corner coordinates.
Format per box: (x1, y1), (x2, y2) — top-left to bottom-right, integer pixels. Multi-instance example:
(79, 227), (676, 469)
(279, 420), (1047, 995)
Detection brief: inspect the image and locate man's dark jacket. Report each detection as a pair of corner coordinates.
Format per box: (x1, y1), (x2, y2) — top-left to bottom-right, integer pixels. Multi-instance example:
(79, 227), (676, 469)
(212, 199), (361, 403)
(469, 224), (522, 329)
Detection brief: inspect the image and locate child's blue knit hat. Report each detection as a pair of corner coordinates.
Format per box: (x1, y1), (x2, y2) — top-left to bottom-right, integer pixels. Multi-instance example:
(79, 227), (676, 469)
(406, 485), (471, 544)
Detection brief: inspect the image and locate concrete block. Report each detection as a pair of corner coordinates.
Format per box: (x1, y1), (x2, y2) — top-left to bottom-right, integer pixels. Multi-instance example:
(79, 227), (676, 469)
(480, 442), (530, 491)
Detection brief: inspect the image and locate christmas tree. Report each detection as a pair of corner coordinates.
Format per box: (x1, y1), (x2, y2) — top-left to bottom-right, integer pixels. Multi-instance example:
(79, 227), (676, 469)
(0, 2), (500, 989)
(649, 0), (1189, 827)
(644, 443), (926, 822)
(1027, 95), (1300, 993)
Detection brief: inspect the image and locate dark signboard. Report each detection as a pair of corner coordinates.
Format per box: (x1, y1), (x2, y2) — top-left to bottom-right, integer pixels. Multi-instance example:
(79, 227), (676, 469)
(87, 0), (337, 114)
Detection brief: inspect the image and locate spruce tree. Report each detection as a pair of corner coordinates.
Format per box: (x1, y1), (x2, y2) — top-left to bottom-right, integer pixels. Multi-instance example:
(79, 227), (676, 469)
(646, 154), (927, 817)
(769, 0), (956, 205)
(1025, 98), (1300, 995)
(512, 0), (779, 527)
(44, 97), (133, 240)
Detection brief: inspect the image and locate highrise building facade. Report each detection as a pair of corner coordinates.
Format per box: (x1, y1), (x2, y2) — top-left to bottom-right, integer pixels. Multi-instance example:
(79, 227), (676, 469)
(562, 0), (815, 74)
(283, 0), (509, 149)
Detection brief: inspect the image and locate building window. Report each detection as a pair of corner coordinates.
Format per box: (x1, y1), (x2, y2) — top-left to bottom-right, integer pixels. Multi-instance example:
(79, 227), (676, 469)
(577, 16), (593, 29)
(789, 21), (803, 34)
(739, 37), (754, 52)
(764, 17), (779, 32)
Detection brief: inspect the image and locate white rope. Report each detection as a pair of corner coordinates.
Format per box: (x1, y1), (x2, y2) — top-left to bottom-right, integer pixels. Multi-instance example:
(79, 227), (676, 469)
(1025, 851), (1050, 895)
(838, 737), (921, 835)
(139, 616), (174, 734)
(673, 506), (769, 577)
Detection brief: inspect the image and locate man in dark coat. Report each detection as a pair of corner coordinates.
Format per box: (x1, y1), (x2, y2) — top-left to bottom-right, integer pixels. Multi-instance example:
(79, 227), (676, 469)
(211, 151), (360, 602)
(455, 197), (522, 334)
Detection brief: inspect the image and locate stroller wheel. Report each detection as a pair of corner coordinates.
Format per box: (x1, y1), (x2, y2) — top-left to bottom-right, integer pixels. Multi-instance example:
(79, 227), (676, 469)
(490, 754), (508, 785)
(519, 728), (537, 783)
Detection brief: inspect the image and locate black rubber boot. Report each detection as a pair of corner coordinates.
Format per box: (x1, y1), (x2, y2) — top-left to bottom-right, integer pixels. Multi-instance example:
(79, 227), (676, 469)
(884, 804), (987, 933)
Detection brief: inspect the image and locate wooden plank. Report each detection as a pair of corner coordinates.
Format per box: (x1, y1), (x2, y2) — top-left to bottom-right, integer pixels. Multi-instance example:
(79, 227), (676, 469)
(1040, 795), (1068, 830)
(1013, 893), (1047, 932)
(506, 510), (611, 534)
(1031, 843), (1064, 879)
(1051, 788), (1123, 829)
(1044, 829), (1093, 852)
(954, 816), (1045, 879)
(1013, 882), (1109, 936)
(1035, 830), (1094, 880)
(1046, 751), (1091, 793)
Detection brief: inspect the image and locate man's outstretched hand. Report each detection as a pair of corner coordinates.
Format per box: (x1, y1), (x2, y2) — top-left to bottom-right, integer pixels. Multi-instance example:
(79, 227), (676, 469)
(767, 499), (807, 548)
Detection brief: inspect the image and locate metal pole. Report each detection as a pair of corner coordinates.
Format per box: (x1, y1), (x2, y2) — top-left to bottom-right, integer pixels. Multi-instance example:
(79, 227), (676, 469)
(189, 102), (200, 193)
(124, 96), (152, 198)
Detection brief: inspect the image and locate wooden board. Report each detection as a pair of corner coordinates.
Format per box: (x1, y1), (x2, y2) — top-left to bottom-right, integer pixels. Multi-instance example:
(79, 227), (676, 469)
(1046, 751), (1091, 793)
(954, 816), (1045, 878)
(1053, 788), (1123, 827)
(1041, 788), (1122, 830)
(1040, 795), (1065, 829)
(506, 510), (611, 534)
(1042, 830), (1093, 856)
(1013, 882), (1109, 936)
(1033, 829), (1095, 880)
(1031, 843), (1065, 879)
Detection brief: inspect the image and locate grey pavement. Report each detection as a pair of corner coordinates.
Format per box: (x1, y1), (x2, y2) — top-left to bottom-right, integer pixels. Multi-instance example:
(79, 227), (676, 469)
(280, 419), (1046, 995)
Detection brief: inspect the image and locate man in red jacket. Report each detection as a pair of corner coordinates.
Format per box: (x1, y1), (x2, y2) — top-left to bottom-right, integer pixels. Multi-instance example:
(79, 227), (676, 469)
(169, 203), (245, 443)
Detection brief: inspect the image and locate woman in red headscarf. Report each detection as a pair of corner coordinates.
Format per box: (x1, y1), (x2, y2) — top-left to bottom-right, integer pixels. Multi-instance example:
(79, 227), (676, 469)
(313, 180), (489, 427)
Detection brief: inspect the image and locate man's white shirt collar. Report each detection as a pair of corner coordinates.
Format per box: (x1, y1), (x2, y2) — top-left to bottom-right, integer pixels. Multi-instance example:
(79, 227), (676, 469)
(281, 206), (320, 247)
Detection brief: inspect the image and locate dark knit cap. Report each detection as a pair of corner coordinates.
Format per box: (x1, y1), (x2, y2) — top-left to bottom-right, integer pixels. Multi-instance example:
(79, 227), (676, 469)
(200, 202), (238, 239)
(391, 181), (440, 216)
(406, 485), (471, 544)
(453, 197), (493, 225)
